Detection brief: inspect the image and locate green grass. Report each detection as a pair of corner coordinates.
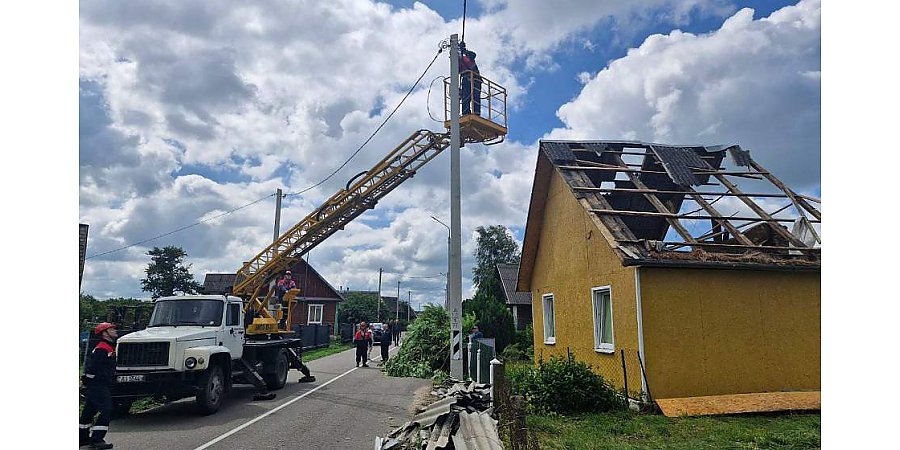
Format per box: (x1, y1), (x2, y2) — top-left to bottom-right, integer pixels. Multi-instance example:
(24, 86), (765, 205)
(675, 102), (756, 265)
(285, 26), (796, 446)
(302, 341), (352, 361)
(526, 410), (820, 450)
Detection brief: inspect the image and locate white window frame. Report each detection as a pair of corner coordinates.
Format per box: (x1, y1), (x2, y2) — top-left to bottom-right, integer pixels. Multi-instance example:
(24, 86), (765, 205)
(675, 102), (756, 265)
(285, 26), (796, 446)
(307, 304), (324, 325)
(542, 293), (556, 344)
(591, 286), (615, 353)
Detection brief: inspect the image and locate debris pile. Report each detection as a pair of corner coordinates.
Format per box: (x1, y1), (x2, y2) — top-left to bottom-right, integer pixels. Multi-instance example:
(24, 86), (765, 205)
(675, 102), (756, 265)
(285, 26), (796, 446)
(375, 379), (503, 450)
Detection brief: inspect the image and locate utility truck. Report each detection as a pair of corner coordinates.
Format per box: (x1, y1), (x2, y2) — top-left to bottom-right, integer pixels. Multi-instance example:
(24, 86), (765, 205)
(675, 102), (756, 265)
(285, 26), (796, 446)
(111, 292), (314, 415)
(108, 62), (508, 415)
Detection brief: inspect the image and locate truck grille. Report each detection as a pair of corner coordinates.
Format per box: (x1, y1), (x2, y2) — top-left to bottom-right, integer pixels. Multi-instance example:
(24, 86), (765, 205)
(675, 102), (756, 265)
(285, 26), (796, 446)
(117, 342), (170, 367)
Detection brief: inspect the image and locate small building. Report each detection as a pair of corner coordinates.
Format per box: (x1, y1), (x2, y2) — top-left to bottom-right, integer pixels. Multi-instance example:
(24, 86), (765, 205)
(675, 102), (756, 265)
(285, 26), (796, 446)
(517, 140), (820, 414)
(202, 257), (344, 329)
(495, 263), (532, 330)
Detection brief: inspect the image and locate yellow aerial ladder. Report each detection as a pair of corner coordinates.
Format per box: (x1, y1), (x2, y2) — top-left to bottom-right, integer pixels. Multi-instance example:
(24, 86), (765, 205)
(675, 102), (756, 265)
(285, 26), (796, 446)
(233, 71), (508, 336)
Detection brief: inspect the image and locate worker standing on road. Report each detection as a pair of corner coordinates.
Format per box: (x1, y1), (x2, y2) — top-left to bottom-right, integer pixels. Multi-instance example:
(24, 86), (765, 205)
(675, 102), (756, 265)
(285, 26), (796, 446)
(79, 323), (118, 449)
(353, 322), (370, 368)
(392, 319), (401, 346)
(379, 322), (392, 364)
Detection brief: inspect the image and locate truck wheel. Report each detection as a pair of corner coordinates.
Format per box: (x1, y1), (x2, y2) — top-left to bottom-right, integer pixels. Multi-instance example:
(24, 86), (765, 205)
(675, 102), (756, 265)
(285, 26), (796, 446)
(264, 349), (289, 390)
(196, 364), (225, 415)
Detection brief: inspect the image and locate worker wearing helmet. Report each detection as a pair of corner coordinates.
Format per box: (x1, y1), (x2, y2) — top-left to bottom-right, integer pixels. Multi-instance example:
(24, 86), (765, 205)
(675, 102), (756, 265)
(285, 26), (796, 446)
(275, 270), (297, 301)
(79, 323), (118, 449)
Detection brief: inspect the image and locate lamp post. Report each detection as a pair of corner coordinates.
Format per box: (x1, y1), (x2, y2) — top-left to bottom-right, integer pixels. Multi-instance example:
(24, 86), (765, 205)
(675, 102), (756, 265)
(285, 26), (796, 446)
(431, 216), (450, 310)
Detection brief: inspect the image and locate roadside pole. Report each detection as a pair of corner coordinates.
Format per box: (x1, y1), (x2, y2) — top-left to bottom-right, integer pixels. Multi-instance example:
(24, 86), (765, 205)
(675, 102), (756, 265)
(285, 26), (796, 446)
(448, 33), (463, 380)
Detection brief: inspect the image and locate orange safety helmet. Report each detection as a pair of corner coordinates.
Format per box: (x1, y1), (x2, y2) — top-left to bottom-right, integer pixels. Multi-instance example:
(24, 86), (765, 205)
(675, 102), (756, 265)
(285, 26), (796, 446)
(94, 322), (116, 335)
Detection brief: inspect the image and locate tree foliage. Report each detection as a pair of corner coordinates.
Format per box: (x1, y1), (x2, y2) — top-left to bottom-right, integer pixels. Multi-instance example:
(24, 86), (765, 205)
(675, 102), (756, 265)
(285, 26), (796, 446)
(464, 288), (516, 352)
(79, 293), (144, 332)
(337, 291), (379, 325)
(385, 305), (450, 378)
(472, 225), (520, 290)
(140, 246), (202, 299)
(464, 224), (518, 353)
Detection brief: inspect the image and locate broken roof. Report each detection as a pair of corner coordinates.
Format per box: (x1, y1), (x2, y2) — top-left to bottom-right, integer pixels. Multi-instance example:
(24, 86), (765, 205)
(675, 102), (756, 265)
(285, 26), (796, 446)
(495, 263), (532, 306)
(518, 140), (821, 290)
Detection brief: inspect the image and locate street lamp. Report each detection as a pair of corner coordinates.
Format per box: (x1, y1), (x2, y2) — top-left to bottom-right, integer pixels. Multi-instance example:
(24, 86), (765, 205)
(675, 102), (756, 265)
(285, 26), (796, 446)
(431, 216), (451, 310)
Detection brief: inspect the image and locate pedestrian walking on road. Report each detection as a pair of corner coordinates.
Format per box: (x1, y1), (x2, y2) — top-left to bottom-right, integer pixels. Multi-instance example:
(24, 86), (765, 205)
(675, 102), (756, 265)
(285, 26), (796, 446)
(366, 323), (375, 362)
(380, 322), (392, 363)
(392, 319), (401, 346)
(79, 322), (118, 449)
(353, 322), (370, 367)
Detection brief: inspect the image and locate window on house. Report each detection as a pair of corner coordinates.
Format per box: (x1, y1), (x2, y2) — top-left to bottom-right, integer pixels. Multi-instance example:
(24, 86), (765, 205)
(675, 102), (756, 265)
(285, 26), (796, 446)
(542, 294), (556, 344)
(592, 287), (614, 352)
(308, 304), (324, 324)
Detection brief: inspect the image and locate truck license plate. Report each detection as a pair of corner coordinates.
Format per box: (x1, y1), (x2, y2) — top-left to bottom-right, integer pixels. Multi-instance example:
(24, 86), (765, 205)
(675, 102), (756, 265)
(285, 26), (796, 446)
(116, 374), (145, 383)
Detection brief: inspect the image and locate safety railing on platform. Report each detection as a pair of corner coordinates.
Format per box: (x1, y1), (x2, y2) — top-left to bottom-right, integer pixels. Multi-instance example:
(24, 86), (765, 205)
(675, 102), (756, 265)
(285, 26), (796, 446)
(444, 71), (508, 145)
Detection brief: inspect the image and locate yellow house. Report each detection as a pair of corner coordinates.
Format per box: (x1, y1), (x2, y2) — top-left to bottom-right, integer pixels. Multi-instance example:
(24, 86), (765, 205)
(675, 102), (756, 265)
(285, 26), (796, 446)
(516, 140), (820, 415)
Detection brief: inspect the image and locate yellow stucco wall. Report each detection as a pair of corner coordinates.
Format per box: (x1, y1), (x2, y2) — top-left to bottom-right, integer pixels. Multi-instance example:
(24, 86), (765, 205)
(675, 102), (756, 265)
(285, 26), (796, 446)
(529, 169), (642, 393)
(640, 267), (820, 399)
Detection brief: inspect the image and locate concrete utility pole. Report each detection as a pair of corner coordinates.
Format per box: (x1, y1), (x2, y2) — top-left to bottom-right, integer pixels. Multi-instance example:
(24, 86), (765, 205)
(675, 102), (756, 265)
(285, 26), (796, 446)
(407, 290), (411, 322)
(396, 280), (401, 320)
(448, 33), (464, 380)
(377, 268), (383, 322)
(273, 188), (283, 243)
(431, 216), (451, 310)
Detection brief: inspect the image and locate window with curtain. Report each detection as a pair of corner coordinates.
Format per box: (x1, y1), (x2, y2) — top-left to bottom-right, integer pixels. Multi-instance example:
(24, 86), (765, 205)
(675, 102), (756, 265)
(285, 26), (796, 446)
(592, 287), (614, 352)
(542, 294), (556, 344)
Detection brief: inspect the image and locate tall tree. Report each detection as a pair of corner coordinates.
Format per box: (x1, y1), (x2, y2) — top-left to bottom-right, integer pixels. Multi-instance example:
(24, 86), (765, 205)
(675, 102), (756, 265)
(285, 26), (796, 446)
(140, 246), (202, 299)
(472, 225), (520, 291)
(466, 225), (519, 352)
(337, 291), (379, 325)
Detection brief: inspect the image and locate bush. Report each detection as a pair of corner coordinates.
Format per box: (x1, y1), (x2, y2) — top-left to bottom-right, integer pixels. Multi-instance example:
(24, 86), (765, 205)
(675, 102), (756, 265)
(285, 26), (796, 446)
(507, 349), (626, 415)
(385, 305), (450, 378)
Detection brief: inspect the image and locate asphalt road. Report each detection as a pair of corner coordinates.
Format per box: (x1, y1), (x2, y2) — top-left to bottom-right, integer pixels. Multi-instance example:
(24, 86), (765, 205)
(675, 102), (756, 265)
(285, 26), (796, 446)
(107, 345), (429, 450)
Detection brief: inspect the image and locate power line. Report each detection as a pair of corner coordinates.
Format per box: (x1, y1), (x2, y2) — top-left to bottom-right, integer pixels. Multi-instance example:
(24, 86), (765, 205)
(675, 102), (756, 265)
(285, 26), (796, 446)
(85, 45), (447, 261)
(285, 47), (444, 199)
(461, 0), (468, 43)
(85, 193), (275, 260)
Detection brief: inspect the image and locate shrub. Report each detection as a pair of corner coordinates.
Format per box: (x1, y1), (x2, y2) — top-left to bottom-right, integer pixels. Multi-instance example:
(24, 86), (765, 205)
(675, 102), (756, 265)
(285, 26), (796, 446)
(385, 305), (450, 378)
(507, 349), (626, 415)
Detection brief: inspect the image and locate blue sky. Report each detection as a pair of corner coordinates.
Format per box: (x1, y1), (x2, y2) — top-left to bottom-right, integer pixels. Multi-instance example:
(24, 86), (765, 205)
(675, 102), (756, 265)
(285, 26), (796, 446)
(77, 0), (821, 308)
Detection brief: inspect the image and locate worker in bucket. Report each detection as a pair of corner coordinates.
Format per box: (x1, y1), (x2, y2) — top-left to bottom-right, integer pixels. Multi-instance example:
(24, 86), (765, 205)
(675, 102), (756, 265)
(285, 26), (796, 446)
(79, 322), (118, 449)
(459, 42), (481, 116)
(275, 270), (296, 301)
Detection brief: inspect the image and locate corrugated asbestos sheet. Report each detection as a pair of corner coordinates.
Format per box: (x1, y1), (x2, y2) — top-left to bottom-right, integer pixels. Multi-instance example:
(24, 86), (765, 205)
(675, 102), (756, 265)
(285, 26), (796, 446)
(649, 144), (712, 187)
(375, 381), (500, 450)
(726, 144), (752, 167)
(543, 141), (577, 165)
(452, 412), (504, 450)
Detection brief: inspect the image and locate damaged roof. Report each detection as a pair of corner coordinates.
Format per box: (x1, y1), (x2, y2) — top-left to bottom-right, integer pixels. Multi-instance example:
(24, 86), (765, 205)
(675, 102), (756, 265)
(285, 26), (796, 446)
(518, 140), (821, 290)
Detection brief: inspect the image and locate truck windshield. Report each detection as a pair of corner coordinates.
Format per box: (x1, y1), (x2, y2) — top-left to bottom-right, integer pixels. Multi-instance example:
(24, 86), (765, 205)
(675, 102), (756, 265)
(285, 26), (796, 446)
(149, 300), (224, 327)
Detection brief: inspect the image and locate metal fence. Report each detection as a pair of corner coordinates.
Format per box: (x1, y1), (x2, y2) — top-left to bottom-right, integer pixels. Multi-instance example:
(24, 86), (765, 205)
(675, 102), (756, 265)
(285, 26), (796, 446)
(338, 323), (355, 343)
(291, 323), (332, 350)
(465, 338), (496, 383)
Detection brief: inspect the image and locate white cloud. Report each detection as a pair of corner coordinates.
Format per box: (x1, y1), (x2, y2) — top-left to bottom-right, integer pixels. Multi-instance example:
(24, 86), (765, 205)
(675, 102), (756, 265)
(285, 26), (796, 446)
(80, 0), (801, 309)
(549, 0), (821, 191)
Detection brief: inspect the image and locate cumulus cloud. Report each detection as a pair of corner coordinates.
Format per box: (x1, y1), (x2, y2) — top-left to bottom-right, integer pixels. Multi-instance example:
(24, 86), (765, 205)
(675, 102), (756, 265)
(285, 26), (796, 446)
(80, 0), (817, 308)
(548, 0), (821, 192)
